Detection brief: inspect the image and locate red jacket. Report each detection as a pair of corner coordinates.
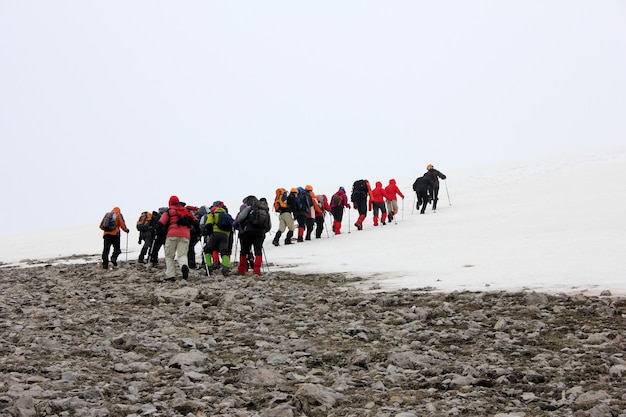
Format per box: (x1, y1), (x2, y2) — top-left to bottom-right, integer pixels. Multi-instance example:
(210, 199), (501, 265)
(384, 179), (405, 200)
(369, 181), (385, 210)
(159, 203), (194, 239)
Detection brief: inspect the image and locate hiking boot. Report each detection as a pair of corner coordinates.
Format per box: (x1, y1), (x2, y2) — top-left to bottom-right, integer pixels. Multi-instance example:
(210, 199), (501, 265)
(102, 262), (108, 269)
(272, 240), (280, 246)
(138, 259), (145, 264)
(181, 265), (189, 280)
(163, 276), (176, 282)
(297, 236), (304, 242)
(111, 259), (118, 267)
(382, 220), (386, 225)
(151, 261), (158, 268)
(354, 222), (362, 231)
(222, 266), (230, 276)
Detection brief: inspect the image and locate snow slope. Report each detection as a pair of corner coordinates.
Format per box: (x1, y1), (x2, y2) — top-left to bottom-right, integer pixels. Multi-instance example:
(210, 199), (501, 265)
(1, 146), (624, 295)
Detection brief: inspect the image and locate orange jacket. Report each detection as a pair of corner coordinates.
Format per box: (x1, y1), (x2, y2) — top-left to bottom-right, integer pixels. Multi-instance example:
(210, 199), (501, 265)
(100, 207), (129, 235)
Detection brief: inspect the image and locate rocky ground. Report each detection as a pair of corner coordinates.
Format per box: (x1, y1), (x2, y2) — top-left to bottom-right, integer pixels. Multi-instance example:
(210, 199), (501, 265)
(1, 259), (625, 417)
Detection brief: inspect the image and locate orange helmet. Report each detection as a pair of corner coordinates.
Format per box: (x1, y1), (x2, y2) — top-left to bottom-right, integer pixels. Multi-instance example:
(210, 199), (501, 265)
(290, 188), (298, 193)
(305, 184), (313, 191)
(427, 164), (434, 170)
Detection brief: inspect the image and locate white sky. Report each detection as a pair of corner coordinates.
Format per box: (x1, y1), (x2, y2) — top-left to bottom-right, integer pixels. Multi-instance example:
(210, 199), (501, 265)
(1, 145), (624, 295)
(1, 1), (625, 236)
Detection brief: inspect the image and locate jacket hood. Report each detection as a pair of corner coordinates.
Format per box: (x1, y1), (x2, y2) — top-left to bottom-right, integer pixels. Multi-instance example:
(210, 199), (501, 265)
(111, 207), (121, 213)
(168, 195), (180, 206)
(376, 181), (383, 188)
(389, 179), (396, 185)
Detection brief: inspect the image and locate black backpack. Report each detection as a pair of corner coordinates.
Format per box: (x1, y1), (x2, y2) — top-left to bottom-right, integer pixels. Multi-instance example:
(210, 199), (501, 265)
(247, 200), (270, 231)
(351, 179), (368, 201)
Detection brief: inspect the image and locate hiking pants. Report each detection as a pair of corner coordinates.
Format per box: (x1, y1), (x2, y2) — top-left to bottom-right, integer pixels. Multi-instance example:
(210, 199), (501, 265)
(164, 236), (189, 278)
(330, 207), (344, 222)
(239, 230), (265, 257)
(352, 195), (368, 217)
(277, 212), (295, 233)
(102, 233), (121, 265)
(385, 199), (399, 215)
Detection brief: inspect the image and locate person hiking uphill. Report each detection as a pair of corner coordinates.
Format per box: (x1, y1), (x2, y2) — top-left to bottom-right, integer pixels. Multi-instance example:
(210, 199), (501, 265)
(413, 174), (434, 214)
(157, 195), (196, 282)
(351, 179), (373, 230)
(272, 187), (296, 246)
(99, 206), (129, 269)
(329, 186), (350, 234)
(314, 193), (331, 238)
(303, 185), (321, 240)
(235, 196), (271, 275)
(424, 164), (447, 210)
(384, 179), (405, 222)
(203, 201), (234, 276)
(370, 181), (387, 226)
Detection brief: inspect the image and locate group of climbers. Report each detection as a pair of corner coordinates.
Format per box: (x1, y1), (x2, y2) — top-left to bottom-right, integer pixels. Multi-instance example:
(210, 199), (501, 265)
(99, 164), (447, 280)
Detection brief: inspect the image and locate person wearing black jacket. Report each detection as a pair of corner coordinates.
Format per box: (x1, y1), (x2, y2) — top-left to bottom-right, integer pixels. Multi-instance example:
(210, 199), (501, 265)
(424, 164), (447, 210)
(234, 196), (272, 275)
(412, 175), (434, 214)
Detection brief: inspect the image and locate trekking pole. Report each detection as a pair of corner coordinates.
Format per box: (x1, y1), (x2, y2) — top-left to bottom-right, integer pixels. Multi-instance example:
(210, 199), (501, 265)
(323, 214), (330, 238)
(348, 208), (351, 233)
(412, 195), (415, 215)
(125, 232), (129, 262)
(233, 230), (239, 266)
(444, 179), (451, 206)
(262, 246), (270, 273)
(401, 198), (405, 221)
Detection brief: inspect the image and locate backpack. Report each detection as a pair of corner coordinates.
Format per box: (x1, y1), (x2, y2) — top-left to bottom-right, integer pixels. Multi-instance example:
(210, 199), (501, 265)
(101, 212), (117, 231)
(216, 211), (234, 231)
(331, 194), (343, 207)
(316, 195), (326, 212)
(247, 200), (270, 230)
(295, 187), (312, 211)
(352, 179), (367, 194)
(273, 188), (288, 211)
(136, 211), (152, 232)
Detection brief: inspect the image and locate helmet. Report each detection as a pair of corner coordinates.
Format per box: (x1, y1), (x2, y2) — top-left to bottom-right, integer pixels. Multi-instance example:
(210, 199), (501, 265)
(290, 188), (298, 193)
(305, 184), (313, 191)
(339, 186), (345, 191)
(427, 164), (434, 170)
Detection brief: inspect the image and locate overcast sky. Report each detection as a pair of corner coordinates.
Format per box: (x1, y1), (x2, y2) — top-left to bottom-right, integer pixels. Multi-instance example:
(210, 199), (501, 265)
(1, 1), (624, 236)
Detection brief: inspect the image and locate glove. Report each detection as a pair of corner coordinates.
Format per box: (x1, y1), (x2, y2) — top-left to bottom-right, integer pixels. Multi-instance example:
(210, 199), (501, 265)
(125, 229), (130, 233)
(138, 238), (142, 244)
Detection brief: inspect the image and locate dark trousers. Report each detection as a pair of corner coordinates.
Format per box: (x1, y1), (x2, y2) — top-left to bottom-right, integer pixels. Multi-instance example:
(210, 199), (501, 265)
(330, 207), (343, 222)
(139, 230), (153, 261)
(239, 230), (265, 257)
(102, 233), (121, 265)
(314, 216), (325, 238)
(353, 195), (367, 216)
(416, 191), (429, 213)
(150, 234), (166, 264)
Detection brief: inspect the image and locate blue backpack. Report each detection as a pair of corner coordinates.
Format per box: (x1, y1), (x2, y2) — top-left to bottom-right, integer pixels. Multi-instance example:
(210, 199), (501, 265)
(216, 211), (234, 231)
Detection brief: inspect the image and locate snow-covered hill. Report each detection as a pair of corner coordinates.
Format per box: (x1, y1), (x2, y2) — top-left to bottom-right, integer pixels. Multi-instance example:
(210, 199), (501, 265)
(2, 146), (625, 295)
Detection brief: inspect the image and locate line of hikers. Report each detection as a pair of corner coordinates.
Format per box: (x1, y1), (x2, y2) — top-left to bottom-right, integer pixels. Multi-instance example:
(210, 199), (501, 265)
(99, 165), (447, 281)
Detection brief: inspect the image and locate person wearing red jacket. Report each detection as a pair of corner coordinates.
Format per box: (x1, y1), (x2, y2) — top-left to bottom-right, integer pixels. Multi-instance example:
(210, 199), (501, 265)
(369, 181), (388, 226)
(158, 195), (196, 282)
(314, 194), (331, 238)
(384, 178), (405, 222)
(304, 185), (321, 241)
(99, 206), (129, 269)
